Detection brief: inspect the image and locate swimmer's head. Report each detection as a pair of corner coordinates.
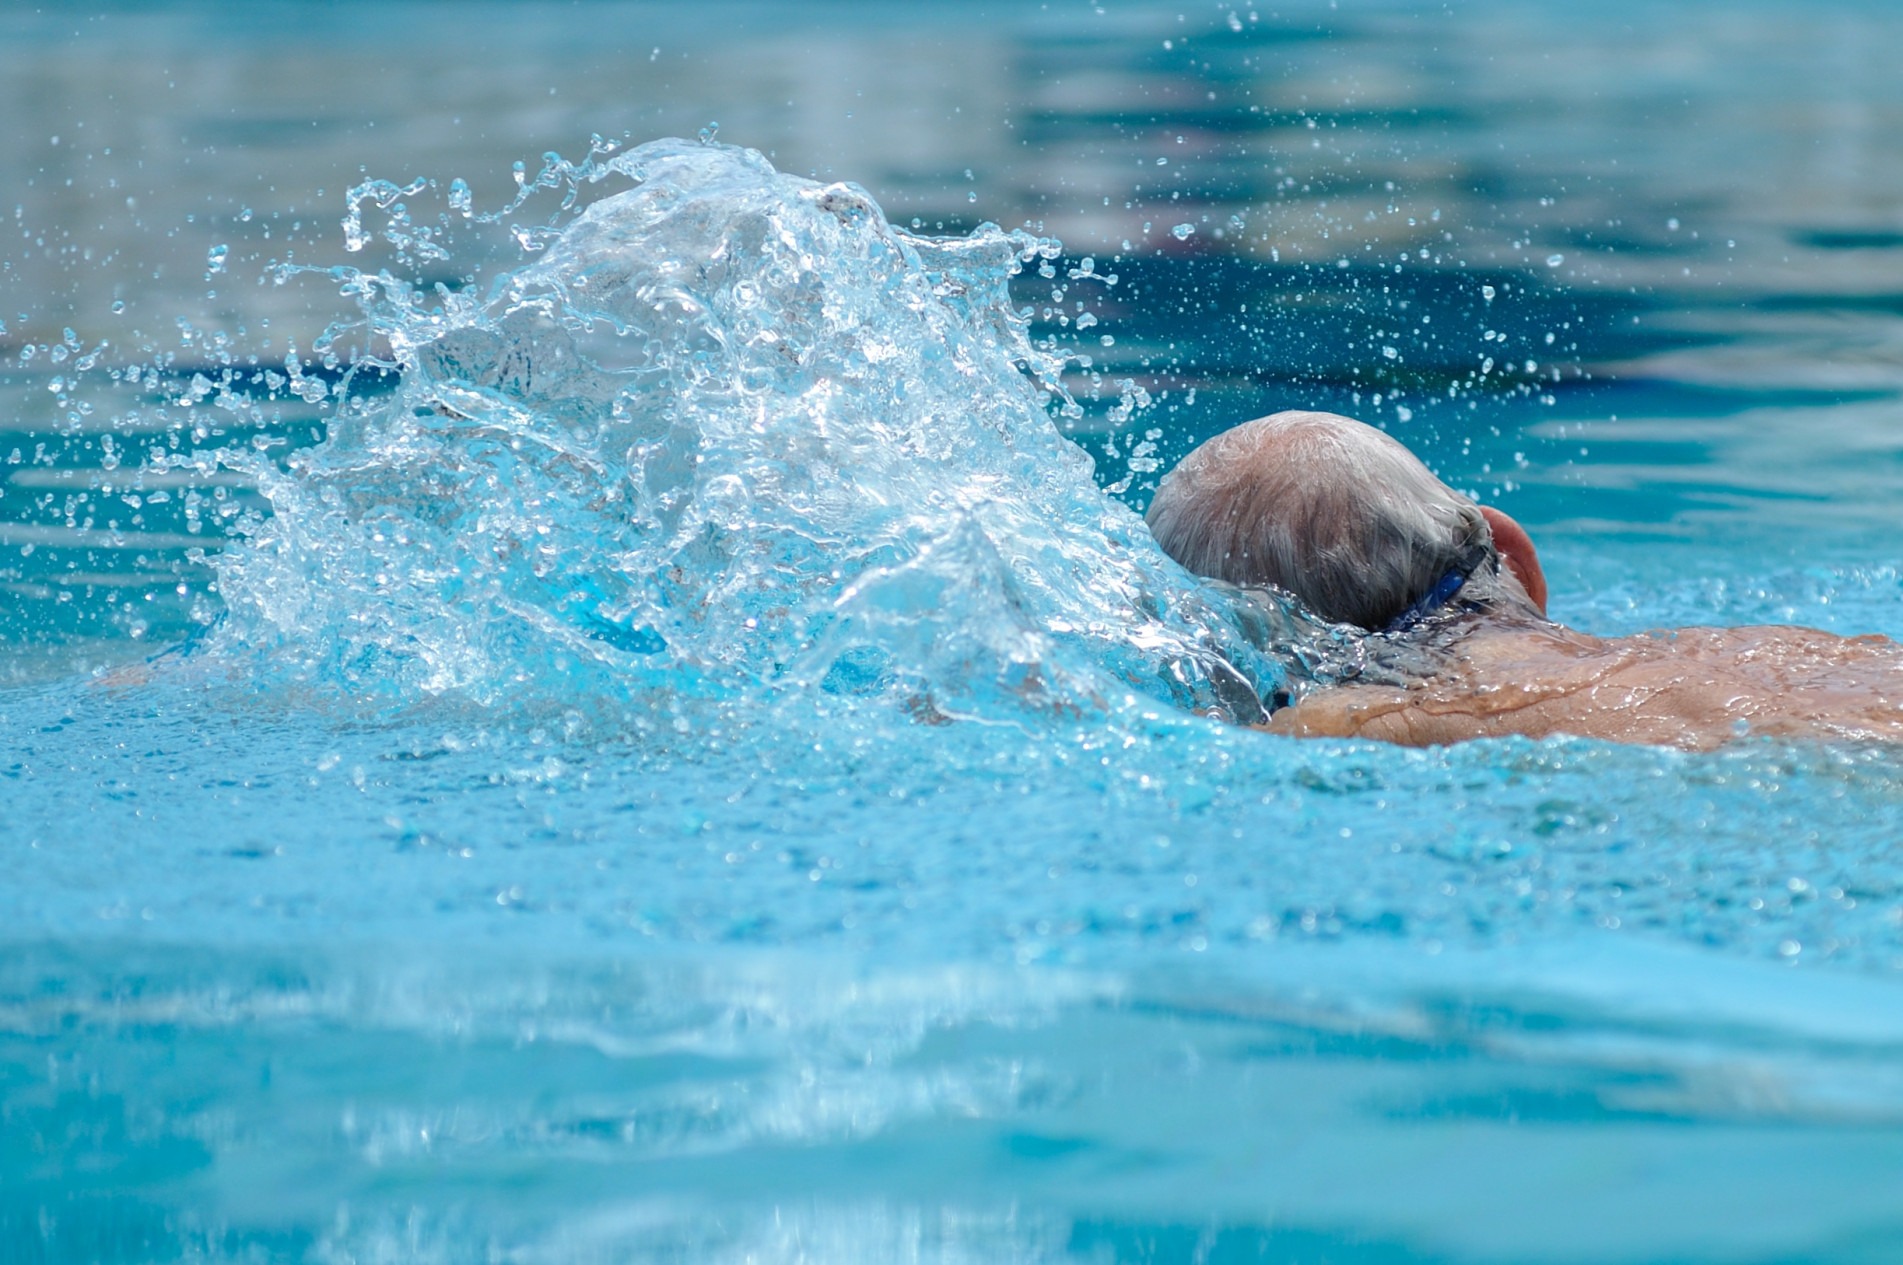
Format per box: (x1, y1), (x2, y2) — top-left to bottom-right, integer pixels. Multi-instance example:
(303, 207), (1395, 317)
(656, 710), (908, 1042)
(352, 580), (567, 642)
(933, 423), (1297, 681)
(1145, 410), (1547, 630)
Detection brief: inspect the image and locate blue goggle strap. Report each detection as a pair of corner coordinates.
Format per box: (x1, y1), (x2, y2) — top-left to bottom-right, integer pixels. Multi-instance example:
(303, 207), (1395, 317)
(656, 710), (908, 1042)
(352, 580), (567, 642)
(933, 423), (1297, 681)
(1385, 544), (1493, 632)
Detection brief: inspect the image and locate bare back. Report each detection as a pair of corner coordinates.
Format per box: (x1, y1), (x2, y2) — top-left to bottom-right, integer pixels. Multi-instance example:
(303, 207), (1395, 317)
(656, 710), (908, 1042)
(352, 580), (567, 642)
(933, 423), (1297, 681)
(1263, 623), (1903, 750)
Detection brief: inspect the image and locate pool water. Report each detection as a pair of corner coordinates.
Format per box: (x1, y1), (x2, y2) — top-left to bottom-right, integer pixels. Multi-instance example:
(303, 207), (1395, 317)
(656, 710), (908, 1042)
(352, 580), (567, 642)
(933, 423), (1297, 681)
(5, 4), (1903, 1262)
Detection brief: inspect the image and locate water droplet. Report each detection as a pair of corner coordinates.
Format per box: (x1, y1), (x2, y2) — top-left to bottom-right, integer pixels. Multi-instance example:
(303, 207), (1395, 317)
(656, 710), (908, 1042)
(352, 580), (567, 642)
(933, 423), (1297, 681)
(205, 244), (228, 274)
(1480, 285), (1496, 301)
(1170, 223), (1195, 240)
(1545, 253), (1564, 267)
(110, 300), (126, 314)
(697, 122), (720, 146)
(448, 178), (472, 216)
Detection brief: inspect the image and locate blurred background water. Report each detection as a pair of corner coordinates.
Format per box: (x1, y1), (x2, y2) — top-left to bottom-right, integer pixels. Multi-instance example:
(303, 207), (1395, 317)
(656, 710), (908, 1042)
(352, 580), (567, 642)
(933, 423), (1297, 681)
(9, 0), (1903, 662)
(4, 3), (1903, 1263)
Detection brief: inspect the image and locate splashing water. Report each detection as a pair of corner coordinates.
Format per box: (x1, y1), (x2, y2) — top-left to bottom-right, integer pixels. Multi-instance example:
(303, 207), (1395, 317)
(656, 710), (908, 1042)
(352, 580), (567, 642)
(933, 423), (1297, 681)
(12, 129), (1903, 1265)
(11, 3), (1903, 1252)
(200, 139), (1286, 732)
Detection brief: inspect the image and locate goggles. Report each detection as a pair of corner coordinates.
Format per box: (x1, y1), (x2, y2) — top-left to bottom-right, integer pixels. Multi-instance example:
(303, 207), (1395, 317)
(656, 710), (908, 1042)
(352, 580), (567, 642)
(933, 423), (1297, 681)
(1384, 539), (1495, 633)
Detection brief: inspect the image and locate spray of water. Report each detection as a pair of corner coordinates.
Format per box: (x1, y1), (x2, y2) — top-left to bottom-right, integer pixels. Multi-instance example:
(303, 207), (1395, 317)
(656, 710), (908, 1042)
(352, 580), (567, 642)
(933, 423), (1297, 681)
(191, 139), (1297, 735)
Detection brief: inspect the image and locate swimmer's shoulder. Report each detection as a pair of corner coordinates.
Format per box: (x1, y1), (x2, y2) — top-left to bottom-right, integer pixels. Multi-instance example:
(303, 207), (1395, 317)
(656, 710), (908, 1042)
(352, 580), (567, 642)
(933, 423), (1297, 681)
(1255, 619), (1655, 747)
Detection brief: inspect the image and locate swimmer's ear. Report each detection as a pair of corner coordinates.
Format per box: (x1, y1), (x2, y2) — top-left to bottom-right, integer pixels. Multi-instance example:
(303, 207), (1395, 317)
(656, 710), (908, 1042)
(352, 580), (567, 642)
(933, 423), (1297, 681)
(1479, 506), (1547, 615)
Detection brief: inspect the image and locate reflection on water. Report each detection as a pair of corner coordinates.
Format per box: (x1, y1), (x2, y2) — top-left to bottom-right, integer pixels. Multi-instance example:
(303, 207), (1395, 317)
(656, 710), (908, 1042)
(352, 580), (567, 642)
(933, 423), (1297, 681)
(8, 935), (1903, 1264)
(8, 0), (1903, 331)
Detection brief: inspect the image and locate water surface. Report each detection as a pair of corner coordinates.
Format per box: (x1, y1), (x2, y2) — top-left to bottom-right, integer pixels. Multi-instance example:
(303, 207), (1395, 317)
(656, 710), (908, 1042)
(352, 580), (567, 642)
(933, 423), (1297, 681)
(5, 4), (1903, 1263)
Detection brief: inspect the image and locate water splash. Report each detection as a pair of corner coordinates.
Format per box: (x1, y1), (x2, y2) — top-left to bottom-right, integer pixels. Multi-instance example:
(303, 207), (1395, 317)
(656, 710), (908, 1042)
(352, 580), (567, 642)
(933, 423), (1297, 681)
(201, 139), (1287, 732)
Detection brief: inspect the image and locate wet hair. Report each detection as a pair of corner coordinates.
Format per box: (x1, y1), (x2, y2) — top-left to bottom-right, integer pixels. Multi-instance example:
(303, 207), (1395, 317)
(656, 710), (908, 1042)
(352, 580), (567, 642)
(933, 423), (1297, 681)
(1146, 411), (1512, 631)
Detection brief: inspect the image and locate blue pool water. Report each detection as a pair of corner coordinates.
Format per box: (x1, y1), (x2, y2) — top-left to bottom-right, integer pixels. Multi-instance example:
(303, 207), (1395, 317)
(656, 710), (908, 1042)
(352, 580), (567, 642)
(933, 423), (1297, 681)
(6, 4), (1903, 1262)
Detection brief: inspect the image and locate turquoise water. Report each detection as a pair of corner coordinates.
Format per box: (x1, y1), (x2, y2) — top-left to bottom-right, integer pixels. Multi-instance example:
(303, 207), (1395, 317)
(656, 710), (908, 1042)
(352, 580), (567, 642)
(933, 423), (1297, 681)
(6, 4), (1903, 1262)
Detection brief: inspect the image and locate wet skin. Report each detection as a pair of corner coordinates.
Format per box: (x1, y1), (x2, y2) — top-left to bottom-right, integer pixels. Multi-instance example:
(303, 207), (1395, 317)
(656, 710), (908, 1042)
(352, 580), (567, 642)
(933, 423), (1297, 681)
(1154, 412), (1900, 750)
(1262, 619), (1903, 751)
(1262, 506), (1903, 750)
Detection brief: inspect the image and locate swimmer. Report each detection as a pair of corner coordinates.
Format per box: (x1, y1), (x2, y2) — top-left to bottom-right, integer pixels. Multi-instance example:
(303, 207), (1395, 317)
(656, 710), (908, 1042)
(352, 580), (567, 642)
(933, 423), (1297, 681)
(1146, 410), (1903, 749)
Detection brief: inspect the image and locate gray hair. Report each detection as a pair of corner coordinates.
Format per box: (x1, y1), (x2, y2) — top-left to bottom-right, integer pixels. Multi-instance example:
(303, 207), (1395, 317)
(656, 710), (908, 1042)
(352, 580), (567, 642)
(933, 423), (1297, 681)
(1146, 411), (1504, 631)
